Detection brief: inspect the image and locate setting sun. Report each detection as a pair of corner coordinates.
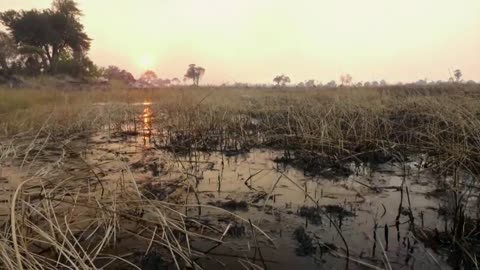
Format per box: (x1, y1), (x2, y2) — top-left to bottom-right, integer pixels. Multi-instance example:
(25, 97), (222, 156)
(2, 0), (479, 83)
(137, 55), (155, 71)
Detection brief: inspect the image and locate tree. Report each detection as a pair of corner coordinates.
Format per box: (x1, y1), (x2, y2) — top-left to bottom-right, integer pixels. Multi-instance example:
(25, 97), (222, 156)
(273, 76), (282, 86)
(162, 78), (171, 85)
(184, 64), (205, 86)
(139, 70), (158, 84)
(104, 65), (135, 83)
(18, 45), (49, 75)
(416, 79), (427, 86)
(454, 69), (462, 83)
(104, 65), (120, 78)
(0, 0), (91, 74)
(326, 80), (337, 88)
(340, 74), (352, 86)
(466, 80), (476, 85)
(273, 74), (290, 86)
(54, 51), (99, 77)
(305, 80), (316, 88)
(52, 0), (82, 17)
(0, 31), (18, 74)
(380, 80), (387, 86)
(171, 77), (180, 85)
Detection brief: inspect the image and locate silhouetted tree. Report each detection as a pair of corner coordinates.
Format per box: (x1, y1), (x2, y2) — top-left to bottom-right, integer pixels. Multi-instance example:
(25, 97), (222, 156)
(0, 31), (49, 76)
(0, 31), (17, 74)
(152, 78), (171, 87)
(305, 80), (315, 88)
(454, 69), (462, 83)
(380, 80), (387, 86)
(416, 79), (427, 86)
(184, 64), (205, 86)
(139, 70), (158, 84)
(340, 74), (352, 86)
(0, 0), (91, 74)
(273, 74), (290, 86)
(326, 80), (337, 88)
(274, 76), (281, 86)
(104, 66), (120, 78)
(54, 51), (99, 77)
(104, 65), (135, 83)
(273, 76), (281, 86)
(171, 77), (180, 85)
(52, 0), (82, 17)
(18, 45), (48, 75)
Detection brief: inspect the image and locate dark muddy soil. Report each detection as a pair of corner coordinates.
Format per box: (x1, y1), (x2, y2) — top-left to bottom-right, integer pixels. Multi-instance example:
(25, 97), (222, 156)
(78, 127), (480, 270)
(2, 102), (478, 269)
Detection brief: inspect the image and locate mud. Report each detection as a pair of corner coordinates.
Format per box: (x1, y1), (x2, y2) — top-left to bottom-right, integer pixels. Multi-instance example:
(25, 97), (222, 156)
(75, 129), (474, 270)
(1, 102), (479, 269)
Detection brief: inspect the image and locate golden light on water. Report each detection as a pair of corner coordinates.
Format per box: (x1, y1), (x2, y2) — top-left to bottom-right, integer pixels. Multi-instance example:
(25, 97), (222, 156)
(142, 107), (152, 125)
(138, 103), (154, 144)
(140, 101), (153, 135)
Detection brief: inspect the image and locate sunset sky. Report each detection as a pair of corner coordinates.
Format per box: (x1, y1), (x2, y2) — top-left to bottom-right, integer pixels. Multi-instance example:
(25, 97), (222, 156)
(1, 0), (480, 84)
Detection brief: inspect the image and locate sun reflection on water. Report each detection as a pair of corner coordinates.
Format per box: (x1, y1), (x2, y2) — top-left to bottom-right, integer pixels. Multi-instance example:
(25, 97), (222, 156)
(140, 102), (154, 143)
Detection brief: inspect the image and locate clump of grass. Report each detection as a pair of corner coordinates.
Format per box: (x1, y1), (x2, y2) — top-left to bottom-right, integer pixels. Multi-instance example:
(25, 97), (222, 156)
(298, 206), (322, 225)
(293, 227), (316, 256)
(323, 205), (355, 217)
(209, 200), (249, 211)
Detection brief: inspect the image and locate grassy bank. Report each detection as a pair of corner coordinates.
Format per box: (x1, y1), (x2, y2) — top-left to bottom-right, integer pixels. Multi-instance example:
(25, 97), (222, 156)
(2, 84), (480, 173)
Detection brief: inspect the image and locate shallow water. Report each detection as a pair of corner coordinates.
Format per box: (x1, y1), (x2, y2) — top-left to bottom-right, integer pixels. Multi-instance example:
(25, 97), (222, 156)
(0, 102), (476, 269)
(81, 130), (462, 270)
(0, 166), (21, 217)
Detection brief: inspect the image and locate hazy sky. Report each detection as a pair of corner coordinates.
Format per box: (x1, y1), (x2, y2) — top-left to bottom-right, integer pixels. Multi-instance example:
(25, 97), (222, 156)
(1, 0), (480, 84)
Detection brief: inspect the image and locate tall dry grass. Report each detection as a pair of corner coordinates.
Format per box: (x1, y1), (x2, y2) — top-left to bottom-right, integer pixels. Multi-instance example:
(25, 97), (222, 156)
(1, 83), (480, 269)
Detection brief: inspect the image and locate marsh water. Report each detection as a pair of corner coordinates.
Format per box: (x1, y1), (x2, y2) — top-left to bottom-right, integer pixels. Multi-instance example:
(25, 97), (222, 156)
(86, 133), (452, 269)
(1, 102), (478, 270)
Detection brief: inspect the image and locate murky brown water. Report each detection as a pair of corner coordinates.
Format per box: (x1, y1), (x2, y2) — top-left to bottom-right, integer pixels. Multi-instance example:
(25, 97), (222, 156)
(1, 102), (477, 269)
(79, 128), (461, 270)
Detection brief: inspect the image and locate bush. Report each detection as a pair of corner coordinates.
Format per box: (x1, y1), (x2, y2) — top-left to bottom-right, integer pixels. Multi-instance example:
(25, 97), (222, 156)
(54, 53), (100, 78)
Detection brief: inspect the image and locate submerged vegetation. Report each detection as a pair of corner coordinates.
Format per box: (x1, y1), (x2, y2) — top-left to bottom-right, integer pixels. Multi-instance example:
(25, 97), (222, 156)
(0, 83), (480, 269)
(3, 83), (480, 172)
